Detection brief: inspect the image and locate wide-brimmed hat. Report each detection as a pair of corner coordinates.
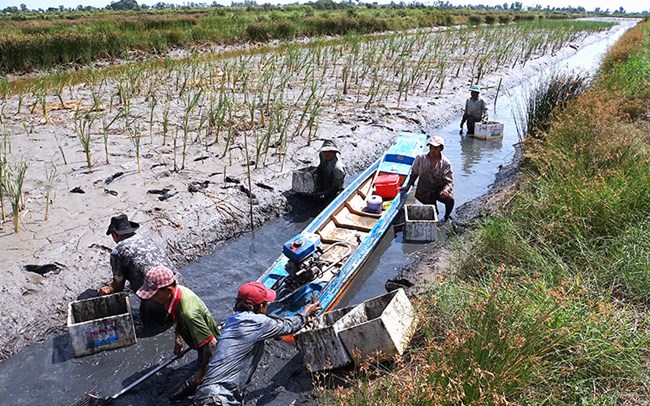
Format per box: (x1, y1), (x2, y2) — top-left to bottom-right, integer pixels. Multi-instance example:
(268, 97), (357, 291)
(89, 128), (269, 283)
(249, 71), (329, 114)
(106, 214), (139, 236)
(237, 281), (276, 306)
(470, 84), (481, 93)
(319, 139), (340, 153)
(427, 136), (445, 148)
(137, 266), (176, 300)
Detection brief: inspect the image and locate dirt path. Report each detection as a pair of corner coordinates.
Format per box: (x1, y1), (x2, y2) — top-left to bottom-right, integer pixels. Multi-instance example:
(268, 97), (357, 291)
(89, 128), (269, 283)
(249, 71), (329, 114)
(0, 19), (635, 361)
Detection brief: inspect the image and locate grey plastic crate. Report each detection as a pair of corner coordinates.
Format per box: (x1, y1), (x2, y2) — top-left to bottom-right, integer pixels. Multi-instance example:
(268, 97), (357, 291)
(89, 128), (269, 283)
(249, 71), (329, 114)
(404, 204), (438, 242)
(336, 289), (417, 361)
(295, 306), (354, 373)
(292, 166), (317, 195)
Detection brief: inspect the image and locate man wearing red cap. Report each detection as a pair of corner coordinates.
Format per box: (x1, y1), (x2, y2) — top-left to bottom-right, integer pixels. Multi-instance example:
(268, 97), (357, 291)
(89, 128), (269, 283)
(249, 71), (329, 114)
(137, 266), (220, 401)
(193, 281), (321, 406)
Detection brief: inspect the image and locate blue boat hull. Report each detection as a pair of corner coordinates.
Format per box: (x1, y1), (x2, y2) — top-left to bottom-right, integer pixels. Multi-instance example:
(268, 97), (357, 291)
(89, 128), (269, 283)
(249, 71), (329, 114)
(259, 132), (427, 318)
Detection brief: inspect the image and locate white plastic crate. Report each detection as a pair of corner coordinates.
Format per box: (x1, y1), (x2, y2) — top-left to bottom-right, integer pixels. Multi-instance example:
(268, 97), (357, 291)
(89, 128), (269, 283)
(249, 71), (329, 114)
(404, 204), (438, 242)
(336, 289), (417, 361)
(474, 121), (504, 140)
(294, 306), (354, 373)
(67, 292), (137, 357)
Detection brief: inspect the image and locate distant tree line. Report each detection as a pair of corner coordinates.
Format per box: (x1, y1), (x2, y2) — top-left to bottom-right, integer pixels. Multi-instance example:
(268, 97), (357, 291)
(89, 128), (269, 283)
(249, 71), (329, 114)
(1, 0), (647, 15)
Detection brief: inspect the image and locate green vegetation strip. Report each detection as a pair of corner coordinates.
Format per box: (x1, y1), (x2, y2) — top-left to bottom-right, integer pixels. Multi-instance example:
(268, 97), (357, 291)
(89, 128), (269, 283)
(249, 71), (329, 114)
(331, 20), (650, 406)
(0, 7), (585, 74)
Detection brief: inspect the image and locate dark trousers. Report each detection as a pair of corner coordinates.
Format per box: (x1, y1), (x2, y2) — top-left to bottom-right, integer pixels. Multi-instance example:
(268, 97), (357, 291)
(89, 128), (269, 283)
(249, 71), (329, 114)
(416, 189), (455, 221)
(466, 116), (479, 135)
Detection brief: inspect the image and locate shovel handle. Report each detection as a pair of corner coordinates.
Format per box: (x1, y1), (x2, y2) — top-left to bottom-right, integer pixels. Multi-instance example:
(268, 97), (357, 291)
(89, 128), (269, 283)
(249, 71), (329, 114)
(111, 347), (192, 400)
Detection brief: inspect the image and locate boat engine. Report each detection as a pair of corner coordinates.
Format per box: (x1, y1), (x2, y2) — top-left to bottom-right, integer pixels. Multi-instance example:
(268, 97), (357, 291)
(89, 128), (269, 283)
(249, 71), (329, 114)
(275, 233), (327, 298)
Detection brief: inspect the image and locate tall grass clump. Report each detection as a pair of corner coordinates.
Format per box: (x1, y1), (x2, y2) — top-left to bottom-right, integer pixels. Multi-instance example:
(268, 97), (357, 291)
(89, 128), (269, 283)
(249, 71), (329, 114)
(598, 23), (650, 120)
(3, 159), (28, 233)
(330, 275), (647, 405)
(513, 71), (588, 139)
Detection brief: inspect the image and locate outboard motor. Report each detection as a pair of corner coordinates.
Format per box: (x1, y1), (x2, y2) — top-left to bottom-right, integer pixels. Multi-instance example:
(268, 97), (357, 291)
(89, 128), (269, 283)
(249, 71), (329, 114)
(283, 233), (322, 281)
(274, 233), (326, 299)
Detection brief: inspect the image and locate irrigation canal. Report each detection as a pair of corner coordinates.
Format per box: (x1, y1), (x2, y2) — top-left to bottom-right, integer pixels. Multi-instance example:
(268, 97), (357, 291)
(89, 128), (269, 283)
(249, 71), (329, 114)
(0, 19), (635, 406)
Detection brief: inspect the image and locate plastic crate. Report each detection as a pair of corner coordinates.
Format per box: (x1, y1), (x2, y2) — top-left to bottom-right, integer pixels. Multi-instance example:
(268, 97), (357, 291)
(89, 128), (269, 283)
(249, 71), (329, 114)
(292, 166), (317, 194)
(404, 204), (438, 242)
(294, 306), (355, 373)
(474, 121), (504, 140)
(336, 289), (417, 361)
(67, 292), (137, 357)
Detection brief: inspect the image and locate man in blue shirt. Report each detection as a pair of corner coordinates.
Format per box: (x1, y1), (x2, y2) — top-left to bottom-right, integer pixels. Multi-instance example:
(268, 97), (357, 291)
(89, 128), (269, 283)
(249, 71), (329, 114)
(193, 282), (320, 406)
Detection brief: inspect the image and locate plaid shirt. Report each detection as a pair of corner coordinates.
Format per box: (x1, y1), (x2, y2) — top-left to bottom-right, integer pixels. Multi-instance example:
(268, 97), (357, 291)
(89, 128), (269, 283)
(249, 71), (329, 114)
(411, 152), (454, 203)
(110, 234), (175, 292)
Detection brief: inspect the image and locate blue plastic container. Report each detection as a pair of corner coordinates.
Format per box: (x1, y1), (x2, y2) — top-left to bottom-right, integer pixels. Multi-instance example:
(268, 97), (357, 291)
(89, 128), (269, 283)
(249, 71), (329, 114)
(283, 232), (321, 262)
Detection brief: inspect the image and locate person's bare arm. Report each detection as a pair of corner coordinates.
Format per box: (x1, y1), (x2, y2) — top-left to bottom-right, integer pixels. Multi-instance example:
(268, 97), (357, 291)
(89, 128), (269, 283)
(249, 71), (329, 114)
(98, 278), (125, 295)
(195, 337), (217, 385)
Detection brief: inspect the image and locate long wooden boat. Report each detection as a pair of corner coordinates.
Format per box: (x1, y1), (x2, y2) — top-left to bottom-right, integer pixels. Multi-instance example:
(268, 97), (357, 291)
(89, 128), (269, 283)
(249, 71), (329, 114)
(258, 131), (427, 318)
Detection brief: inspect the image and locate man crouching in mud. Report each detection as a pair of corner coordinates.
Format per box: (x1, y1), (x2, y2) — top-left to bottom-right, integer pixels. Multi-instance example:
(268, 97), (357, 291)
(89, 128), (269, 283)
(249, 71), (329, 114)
(137, 266), (220, 401)
(193, 282), (321, 406)
(99, 213), (180, 330)
(313, 139), (346, 202)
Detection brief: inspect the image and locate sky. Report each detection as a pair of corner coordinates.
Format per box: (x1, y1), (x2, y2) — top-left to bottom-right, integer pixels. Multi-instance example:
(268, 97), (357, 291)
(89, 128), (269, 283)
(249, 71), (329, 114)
(0, 0), (646, 13)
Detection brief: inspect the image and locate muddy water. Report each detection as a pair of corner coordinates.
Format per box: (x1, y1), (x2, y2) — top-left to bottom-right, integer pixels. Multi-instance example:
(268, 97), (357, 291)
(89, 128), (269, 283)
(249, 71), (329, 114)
(0, 22), (632, 406)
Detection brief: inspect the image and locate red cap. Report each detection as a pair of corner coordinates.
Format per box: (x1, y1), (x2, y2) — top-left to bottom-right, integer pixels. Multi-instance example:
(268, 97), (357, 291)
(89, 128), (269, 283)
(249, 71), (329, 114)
(237, 282), (276, 306)
(137, 266), (176, 300)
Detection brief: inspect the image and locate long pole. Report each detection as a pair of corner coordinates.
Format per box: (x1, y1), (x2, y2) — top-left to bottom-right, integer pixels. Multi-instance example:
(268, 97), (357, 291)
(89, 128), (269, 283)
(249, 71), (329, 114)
(242, 130), (255, 234)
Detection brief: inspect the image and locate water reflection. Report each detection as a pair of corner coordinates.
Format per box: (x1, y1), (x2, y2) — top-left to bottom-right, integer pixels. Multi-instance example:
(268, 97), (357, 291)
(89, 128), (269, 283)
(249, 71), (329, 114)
(458, 136), (504, 175)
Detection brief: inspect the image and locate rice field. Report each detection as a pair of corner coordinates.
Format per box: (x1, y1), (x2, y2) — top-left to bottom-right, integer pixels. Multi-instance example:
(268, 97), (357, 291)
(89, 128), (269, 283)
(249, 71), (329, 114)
(0, 19), (614, 233)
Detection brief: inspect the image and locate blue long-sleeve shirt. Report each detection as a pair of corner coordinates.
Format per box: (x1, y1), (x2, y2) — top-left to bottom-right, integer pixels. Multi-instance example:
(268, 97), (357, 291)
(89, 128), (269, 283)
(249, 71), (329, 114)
(194, 310), (308, 405)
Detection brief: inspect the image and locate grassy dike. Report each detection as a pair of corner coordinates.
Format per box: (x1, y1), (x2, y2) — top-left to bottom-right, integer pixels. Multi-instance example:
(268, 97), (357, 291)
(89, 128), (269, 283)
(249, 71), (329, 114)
(328, 19), (650, 406)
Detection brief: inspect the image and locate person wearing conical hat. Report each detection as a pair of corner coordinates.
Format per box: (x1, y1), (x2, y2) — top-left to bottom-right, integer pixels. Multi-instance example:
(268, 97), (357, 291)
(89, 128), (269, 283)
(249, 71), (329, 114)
(460, 84), (488, 136)
(314, 139), (346, 201)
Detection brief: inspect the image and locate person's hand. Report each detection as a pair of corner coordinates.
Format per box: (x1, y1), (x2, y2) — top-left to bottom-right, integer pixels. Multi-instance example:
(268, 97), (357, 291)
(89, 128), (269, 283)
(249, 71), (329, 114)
(440, 189), (450, 198)
(97, 286), (113, 296)
(304, 303), (322, 317)
(399, 185), (411, 193)
(174, 336), (185, 356)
